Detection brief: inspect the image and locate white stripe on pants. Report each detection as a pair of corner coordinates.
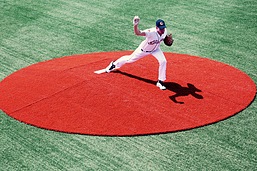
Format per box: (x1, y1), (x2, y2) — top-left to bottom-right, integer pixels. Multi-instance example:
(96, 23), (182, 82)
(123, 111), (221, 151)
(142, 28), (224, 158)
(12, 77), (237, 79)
(114, 47), (167, 81)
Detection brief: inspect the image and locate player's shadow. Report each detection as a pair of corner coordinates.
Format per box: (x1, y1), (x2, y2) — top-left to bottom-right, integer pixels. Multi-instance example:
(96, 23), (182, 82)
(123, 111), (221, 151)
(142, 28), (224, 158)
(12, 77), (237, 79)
(114, 70), (203, 104)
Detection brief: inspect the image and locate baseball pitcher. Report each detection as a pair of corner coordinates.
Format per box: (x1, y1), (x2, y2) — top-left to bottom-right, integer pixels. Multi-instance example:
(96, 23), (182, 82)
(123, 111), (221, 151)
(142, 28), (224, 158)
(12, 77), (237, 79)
(105, 16), (173, 90)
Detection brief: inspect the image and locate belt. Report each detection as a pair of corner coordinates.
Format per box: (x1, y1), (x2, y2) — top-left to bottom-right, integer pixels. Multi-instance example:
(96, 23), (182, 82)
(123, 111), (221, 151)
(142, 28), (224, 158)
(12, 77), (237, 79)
(141, 49), (152, 53)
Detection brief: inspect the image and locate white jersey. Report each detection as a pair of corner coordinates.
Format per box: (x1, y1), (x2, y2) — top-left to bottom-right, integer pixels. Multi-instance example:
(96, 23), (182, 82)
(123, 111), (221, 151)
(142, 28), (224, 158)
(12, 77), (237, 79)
(139, 27), (167, 52)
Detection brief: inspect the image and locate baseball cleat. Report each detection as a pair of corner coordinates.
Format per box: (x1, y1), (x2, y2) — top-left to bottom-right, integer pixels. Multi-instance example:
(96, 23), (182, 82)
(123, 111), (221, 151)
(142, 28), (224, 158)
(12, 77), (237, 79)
(156, 80), (166, 90)
(105, 61), (116, 73)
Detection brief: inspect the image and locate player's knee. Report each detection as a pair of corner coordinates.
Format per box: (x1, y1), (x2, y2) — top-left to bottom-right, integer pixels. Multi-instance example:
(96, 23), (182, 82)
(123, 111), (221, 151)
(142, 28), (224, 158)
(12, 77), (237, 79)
(159, 59), (167, 66)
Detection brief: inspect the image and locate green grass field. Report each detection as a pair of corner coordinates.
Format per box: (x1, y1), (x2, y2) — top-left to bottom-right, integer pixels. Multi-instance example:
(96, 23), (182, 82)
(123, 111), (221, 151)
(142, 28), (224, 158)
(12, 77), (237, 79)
(1, 0), (256, 170)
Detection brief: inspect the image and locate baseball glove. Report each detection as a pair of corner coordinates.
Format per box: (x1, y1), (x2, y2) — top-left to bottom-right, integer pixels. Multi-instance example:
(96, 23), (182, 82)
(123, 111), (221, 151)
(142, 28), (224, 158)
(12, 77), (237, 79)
(164, 33), (174, 46)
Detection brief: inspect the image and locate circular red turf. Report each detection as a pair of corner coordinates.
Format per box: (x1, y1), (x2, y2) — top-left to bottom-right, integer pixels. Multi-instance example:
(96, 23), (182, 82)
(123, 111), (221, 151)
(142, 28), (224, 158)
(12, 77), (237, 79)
(0, 51), (256, 136)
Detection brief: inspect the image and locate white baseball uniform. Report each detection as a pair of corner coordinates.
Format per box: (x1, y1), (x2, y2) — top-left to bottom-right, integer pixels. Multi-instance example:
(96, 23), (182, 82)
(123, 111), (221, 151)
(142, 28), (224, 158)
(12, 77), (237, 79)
(113, 27), (167, 81)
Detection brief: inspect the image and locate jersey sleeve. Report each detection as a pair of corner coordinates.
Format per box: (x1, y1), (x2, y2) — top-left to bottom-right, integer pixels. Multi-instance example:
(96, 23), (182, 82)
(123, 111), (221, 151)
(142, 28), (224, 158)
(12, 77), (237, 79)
(142, 28), (152, 37)
(162, 28), (168, 39)
(164, 28), (167, 36)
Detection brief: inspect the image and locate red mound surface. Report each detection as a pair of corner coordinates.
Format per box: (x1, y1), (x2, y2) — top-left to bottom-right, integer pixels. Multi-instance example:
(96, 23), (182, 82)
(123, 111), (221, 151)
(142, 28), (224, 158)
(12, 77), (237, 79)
(0, 51), (256, 136)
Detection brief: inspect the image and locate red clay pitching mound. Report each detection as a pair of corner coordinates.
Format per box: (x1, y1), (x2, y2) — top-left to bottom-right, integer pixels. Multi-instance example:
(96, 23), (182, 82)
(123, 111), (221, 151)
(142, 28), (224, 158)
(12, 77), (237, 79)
(0, 51), (256, 136)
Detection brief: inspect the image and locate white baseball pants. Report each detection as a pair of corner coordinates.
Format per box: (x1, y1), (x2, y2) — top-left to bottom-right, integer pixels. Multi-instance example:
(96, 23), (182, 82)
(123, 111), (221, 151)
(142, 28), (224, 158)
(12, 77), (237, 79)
(113, 47), (167, 81)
